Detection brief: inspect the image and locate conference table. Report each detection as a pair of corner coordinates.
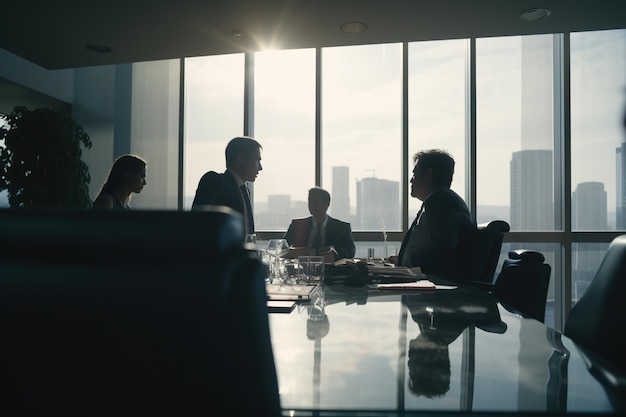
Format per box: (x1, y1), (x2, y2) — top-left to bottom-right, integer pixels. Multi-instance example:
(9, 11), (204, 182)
(268, 275), (620, 416)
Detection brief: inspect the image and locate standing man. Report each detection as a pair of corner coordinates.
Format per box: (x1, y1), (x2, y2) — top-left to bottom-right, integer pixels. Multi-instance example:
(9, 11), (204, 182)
(192, 136), (262, 236)
(391, 149), (476, 277)
(284, 187), (356, 261)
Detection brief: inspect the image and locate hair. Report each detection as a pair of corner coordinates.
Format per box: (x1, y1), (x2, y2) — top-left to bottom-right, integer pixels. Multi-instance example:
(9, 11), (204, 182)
(98, 154), (147, 196)
(407, 337), (451, 398)
(413, 149), (455, 188)
(225, 136), (262, 168)
(308, 187), (331, 205)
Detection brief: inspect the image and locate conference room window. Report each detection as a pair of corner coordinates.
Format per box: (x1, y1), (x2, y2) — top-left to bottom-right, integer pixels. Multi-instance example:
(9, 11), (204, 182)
(321, 43), (403, 233)
(408, 39), (468, 222)
(253, 48), (316, 231)
(183, 54), (244, 210)
(476, 34), (558, 232)
(570, 29), (626, 232)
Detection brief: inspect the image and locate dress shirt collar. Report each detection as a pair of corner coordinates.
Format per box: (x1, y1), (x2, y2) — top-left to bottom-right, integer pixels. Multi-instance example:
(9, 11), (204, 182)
(421, 186), (449, 204)
(312, 216), (328, 229)
(227, 169), (247, 189)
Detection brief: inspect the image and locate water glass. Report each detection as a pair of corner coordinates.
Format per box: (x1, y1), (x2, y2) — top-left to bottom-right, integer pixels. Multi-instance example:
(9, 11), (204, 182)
(309, 256), (324, 283)
(298, 256), (311, 283)
(284, 258), (299, 285)
(367, 248), (375, 264)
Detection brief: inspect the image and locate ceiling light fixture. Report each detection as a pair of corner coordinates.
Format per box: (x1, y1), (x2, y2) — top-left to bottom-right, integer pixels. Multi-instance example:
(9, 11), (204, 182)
(340, 21), (368, 34)
(520, 8), (552, 22)
(85, 43), (112, 53)
(231, 30), (245, 41)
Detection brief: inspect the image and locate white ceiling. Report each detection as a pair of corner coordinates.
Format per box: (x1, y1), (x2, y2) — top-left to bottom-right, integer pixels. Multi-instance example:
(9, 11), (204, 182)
(2, 0), (625, 70)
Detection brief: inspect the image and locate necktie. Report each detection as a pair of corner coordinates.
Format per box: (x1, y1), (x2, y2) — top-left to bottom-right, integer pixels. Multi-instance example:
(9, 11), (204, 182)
(240, 184), (254, 235)
(311, 222), (323, 254)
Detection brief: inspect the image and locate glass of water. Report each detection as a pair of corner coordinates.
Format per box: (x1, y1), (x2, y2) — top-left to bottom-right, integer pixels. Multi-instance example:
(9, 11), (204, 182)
(309, 256), (324, 283)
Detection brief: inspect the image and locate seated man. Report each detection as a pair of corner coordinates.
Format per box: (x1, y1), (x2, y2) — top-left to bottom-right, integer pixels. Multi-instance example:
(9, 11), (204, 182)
(284, 187), (356, 261)
(390, 149), (476, 278)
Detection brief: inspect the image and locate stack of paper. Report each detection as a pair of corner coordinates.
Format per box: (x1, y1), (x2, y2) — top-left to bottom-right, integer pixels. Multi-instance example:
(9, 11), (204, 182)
(367, 265), (423, 277)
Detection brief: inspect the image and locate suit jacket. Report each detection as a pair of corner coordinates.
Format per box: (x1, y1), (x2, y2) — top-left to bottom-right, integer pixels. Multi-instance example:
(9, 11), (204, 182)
(397, 187), (476, 277)
(283, 216), (356, 260)
(191, 170), (254, 234)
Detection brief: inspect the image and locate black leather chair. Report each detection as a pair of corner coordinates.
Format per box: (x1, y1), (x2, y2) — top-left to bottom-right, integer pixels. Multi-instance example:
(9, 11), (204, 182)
(454, 220), (510, 287)
(0, 207), (281, 416)
(564, 234), (626, 373)
(492, 249), (551, 322)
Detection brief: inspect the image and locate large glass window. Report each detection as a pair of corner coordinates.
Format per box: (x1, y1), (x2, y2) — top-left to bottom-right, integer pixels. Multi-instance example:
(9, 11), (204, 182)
(322, 44), (403, 232)
(571, 29), (626, 231)
(253, 48), (316, 231)
(408, 39), (469, 221)
(476, 35), (558, 231)
(183, 54), (244, 209)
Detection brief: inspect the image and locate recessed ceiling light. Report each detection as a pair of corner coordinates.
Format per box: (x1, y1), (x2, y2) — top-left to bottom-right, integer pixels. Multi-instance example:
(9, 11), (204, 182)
(231, 30), (245, 41)
(520, 8), (552, 22)
(340, 21), (368, 34)
(85, 43), (112, 53)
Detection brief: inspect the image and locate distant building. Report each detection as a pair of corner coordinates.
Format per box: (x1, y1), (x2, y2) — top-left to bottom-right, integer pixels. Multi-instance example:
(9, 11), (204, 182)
(331, 166), (350, 221)
(356, 177), (399, 231)
(572, 182), (607, 230)
(617, 143), (626, 229)
(510, 149), (553, 231)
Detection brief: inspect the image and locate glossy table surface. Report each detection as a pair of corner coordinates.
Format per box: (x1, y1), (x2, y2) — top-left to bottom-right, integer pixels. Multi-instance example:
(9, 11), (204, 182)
(268, 277), (618, 416)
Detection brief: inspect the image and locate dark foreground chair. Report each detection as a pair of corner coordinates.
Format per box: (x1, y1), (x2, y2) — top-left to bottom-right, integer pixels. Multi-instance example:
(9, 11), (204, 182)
(454, 220), (510, 287)
(564, 234), (626, 373)
(492, 249), (551, 322)
(0, 207), (281, 416)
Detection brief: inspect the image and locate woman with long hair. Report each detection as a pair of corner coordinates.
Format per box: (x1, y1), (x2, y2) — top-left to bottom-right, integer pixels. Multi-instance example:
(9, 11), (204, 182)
(93, 154), (147, 210)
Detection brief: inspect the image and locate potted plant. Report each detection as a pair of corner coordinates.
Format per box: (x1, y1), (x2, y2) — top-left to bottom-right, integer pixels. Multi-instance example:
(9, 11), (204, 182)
(0, 105), (92, 208)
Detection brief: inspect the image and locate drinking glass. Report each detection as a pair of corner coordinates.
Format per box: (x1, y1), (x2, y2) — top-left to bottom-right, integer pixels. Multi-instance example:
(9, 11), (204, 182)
(309, 256), (324, 283)
(267, 239), (289, 281)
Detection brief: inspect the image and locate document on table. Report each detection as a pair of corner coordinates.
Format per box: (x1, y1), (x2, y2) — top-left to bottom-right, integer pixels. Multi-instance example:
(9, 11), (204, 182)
(374, 279), (458, 291)
(367, 265), (424, 277)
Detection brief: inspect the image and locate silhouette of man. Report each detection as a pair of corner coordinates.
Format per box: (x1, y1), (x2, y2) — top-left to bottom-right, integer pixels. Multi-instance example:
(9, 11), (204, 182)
(192, 137), (262, 237)
(284, 187), (356, 260)
(391, 149), (475, 277)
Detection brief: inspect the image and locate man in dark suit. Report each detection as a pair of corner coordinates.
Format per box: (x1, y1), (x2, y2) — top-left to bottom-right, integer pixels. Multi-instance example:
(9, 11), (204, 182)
(390, 149), (476, 277)
(284, 187), (356, 261)
(191, 136), (262, 237)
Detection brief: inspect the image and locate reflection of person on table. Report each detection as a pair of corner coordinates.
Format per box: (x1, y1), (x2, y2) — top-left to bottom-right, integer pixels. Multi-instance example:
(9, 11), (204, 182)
(93, 154), (147, 210)
(283, 187), (356, 260)
(405, 290), (506, 398)
(191, 136), (262, 236)
(389, 149), (475, 278)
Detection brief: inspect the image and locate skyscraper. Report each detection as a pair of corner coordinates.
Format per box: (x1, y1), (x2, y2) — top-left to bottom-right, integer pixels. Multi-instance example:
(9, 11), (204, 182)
(572, 182), (607, 230)
(510, 37), (556, 231)
(331, 166), (350, 221)
(510, 149), (553, 230)
(356, 177), (400, 230)
(617, 143), (626, 229)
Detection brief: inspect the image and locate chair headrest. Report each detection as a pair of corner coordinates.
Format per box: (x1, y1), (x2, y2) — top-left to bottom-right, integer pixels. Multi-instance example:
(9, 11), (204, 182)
(508, 249), (545, 263)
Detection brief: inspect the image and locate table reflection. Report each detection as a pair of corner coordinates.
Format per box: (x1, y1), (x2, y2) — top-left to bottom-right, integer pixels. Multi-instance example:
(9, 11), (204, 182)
(404, 289), (506, 402)
(269, 281), (614, 414)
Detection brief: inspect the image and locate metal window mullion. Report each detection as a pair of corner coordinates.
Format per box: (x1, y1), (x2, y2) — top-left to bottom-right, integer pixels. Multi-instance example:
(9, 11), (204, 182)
(178, 58), (185, 210)
(244, 52), (255, 138)
(559, 32), (573, 331)
(316, 47), (322, 187)
(467, 38), (477, 217)
(402, 42), (409, 231)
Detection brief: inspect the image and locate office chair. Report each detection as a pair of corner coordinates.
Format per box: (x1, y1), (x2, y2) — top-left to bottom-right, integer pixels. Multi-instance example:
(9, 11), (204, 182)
(492, 249), (551, 322)
(564, 234), (626, 372)
(0, 207), (281, 416)
(454, 220), (510, 288)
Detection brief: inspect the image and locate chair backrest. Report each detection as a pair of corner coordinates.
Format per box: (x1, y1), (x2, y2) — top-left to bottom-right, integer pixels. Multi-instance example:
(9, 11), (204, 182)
(564, 234), (626, 372)
(455, 220), (510, 283)
(0, 208), (281, 416)
(493, 249), (551, 322)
